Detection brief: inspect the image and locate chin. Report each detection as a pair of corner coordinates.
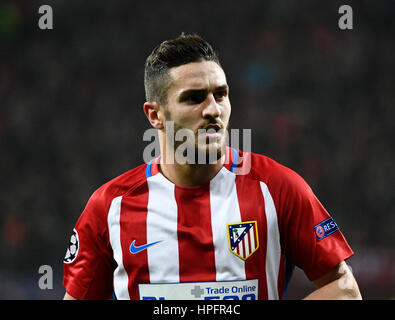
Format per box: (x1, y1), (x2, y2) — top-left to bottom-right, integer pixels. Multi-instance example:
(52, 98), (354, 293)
(195, 142), (226, 165)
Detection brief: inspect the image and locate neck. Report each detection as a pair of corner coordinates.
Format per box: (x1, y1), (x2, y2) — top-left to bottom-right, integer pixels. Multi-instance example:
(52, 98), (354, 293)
(159, 152), (225, 187)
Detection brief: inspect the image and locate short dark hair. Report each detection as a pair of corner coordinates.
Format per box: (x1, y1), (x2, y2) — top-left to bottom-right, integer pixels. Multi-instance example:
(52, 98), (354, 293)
(144, 33), (221, 106)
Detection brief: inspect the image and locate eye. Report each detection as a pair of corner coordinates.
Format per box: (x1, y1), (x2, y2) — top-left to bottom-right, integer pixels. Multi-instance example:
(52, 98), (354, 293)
(214, 89), (227, 101)
(182, 91), (207, 104)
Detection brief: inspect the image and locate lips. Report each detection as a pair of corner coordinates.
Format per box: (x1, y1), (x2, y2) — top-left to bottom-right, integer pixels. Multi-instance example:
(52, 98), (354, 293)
(203, 124), (221, 132)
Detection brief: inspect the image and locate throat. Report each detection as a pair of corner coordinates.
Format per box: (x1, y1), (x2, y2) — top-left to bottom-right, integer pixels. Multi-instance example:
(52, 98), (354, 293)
(159, 157), (225, 187)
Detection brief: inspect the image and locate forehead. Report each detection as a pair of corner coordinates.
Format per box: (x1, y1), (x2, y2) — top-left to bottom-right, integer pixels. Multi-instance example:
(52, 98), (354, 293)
(168, 60), (227, 94)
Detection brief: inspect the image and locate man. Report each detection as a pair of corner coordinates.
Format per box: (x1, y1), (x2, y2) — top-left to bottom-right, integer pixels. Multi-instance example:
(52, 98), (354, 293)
(63, 33), (361, 300)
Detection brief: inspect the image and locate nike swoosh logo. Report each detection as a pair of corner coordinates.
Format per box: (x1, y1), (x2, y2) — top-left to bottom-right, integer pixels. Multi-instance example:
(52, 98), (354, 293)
(129, 240), (162, 254)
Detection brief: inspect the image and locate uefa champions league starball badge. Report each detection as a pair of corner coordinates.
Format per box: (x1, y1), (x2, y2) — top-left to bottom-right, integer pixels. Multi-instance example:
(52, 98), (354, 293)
(64, 228), (79, 264)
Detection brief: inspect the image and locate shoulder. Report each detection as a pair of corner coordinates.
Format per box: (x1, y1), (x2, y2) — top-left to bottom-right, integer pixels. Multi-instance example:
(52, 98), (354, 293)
(241, 150), (310, 192)
(235, 149), (314, 215)
(84, 163), (148, 216)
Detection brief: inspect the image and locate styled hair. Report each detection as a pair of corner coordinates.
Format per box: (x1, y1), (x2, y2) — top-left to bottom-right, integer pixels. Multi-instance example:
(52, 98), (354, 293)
(144, 33), (221, 106)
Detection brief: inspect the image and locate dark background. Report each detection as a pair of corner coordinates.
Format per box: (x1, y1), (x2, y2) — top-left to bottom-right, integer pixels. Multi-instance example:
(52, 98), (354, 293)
(0, 0), (394, 299)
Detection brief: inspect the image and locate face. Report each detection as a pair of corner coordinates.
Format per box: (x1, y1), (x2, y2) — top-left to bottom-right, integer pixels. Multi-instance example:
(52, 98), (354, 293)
(162, 60), (231, 163)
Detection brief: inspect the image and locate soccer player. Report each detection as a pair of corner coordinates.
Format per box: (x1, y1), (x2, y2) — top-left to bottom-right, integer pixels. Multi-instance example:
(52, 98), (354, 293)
(63, 34), (361, 300)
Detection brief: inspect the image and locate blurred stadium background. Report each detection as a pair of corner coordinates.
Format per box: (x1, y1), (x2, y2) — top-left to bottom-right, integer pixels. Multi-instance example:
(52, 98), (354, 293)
(0, 0), (394, 299)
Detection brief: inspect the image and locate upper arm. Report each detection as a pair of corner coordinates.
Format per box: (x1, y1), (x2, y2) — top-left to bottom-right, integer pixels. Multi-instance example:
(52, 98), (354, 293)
(310, 260), (362, 299)
(313, 261), (348, 288)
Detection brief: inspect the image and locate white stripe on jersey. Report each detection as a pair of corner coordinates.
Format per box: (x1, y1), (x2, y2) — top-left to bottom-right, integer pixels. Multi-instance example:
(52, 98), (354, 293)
(107, 196), (130, 300)
(260, 181), (281, 300)
(146, 173), (180, 283)
(210, 168), (246, 281)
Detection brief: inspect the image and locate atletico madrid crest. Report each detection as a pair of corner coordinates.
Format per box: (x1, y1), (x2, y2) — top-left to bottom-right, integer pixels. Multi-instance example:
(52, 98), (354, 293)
(227, 221), (259, 260)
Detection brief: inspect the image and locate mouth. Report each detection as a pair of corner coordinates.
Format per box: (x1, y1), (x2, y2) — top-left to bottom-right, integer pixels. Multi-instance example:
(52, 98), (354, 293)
(197, 123), (224, 143)
(202, 123), (222, 132)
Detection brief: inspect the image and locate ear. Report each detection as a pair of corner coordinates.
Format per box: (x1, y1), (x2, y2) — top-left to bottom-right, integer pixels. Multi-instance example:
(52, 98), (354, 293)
(143, 101), (164, 130)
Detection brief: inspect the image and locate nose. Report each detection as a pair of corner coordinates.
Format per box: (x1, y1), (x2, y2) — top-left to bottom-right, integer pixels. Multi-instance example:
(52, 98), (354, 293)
(202, 93), (221, 119)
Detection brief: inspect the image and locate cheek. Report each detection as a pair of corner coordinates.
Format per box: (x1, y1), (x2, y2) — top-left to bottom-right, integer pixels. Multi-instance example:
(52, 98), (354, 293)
(221, 103), (231, 122)
(166, 109), (199, 129)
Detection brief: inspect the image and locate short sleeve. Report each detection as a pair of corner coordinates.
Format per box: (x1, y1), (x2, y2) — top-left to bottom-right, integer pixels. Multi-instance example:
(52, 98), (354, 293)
(274, 169), (354, 282)
(63, 192), (115, 299)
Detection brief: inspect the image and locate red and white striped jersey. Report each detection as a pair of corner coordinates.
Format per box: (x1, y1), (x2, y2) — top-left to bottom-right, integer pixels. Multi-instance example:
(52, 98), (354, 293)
(63, 147), (353, 300)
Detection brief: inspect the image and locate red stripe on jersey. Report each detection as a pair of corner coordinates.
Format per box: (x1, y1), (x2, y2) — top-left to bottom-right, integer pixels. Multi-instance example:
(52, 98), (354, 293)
(235, 175), (269, 300)
(119, 182), (150, 299)
(277, 254), (286, 299)
(175, 185), (217, 282)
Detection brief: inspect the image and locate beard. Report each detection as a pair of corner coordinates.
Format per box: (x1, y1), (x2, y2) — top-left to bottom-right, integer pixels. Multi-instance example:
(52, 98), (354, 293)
(195, 127), (227, 164)
(164, 110), (228, 165)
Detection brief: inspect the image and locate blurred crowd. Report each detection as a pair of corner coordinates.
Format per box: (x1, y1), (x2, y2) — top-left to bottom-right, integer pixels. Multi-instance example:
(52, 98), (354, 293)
(0, 0), (394, 298)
